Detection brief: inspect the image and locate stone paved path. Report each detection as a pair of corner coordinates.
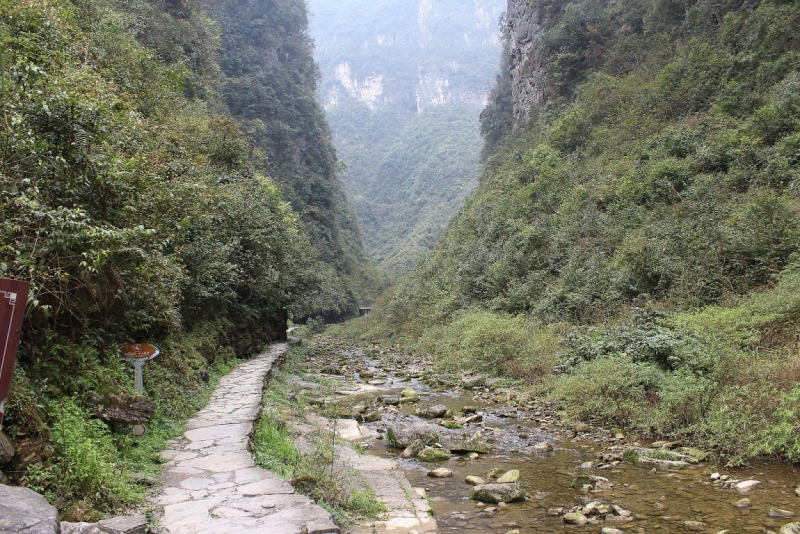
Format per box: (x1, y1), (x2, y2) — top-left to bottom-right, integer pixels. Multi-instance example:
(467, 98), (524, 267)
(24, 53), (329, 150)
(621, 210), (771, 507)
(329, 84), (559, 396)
(152, 342), (339, 534)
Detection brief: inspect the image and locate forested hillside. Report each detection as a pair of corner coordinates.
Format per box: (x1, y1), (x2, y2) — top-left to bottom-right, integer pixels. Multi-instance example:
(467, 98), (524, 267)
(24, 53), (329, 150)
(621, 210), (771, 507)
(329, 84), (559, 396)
(308, 0), (504, 275)
(0, 0), (373, 517)
(346, 0), (800, 463)
(209, 0), (385, 316)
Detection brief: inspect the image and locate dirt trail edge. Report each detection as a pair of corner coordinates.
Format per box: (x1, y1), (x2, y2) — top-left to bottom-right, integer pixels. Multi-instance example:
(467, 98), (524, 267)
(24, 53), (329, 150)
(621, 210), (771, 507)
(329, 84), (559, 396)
(152, 342), (340, 534)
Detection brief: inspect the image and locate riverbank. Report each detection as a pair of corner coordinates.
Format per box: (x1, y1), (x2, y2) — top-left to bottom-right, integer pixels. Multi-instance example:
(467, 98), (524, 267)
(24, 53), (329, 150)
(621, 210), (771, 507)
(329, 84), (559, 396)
(282, 334), (800, 533)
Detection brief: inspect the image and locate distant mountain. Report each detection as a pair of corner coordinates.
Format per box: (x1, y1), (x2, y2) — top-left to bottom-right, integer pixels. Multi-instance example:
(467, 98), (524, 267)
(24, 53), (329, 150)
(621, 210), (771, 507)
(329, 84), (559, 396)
(307, 0), (505, 275)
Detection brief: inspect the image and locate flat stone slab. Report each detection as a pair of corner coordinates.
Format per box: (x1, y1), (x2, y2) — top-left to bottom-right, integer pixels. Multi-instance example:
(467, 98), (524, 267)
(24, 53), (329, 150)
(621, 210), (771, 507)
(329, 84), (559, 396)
(151, 343), (339, 534)
(0, 484), (59, 534)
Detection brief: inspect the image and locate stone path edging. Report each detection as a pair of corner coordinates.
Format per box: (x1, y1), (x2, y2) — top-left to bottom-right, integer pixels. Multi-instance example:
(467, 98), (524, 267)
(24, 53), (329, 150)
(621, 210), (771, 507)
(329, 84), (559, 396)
(152, 342), (339, 534)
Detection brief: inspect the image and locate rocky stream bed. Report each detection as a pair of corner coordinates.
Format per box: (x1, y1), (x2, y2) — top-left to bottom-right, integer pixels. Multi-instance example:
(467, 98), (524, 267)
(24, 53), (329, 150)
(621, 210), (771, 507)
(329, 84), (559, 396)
(279, 337), (800, 534)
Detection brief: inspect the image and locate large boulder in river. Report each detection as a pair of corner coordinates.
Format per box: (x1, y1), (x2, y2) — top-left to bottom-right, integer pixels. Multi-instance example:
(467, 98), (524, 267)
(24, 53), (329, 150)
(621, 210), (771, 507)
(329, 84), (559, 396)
(0, 484), (59, 533)
(386, 421), (440, 448)
(445, 438), (487, 454)
(418, 447), (450, 462)
(416, 404), (448, 419)
(472, 483), (526, 503)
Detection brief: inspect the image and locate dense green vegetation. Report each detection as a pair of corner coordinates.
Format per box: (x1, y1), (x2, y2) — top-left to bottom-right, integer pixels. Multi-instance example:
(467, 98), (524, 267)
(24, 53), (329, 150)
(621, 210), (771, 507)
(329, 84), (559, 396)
(343, 0), (800, 463)
(0, 0), (374, 516)
(308, 0), (504, 275)
(210, 0), (385, 316)
(329, 104), (482, 274)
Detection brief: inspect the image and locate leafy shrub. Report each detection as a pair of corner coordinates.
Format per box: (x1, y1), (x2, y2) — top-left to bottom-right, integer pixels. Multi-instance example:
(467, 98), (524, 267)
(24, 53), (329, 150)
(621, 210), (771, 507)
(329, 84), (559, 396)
(24, 399), (140, 511)
(416, 310), (561, 380)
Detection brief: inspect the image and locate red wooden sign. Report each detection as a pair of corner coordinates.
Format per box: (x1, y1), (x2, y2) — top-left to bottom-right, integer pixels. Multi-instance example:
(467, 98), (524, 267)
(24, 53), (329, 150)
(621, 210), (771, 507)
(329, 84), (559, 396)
(0, 278), (30, 425)
(120, 343), (160, 362)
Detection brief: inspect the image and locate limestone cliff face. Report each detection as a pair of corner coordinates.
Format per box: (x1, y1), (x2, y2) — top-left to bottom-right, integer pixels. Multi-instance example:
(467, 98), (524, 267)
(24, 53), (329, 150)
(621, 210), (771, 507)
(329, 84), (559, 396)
(310, 0), (504, 114)
(506, 0), (548, 126)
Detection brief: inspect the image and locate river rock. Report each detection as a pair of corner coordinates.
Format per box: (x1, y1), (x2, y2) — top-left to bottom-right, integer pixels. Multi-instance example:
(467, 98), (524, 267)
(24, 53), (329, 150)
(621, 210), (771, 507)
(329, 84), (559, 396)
(496, 470), (519, 483)
(736, 480), (762, 493)
(400, 388), (416, 398)
(796, 487), (800, 497)
(484, 378), (503, 389)
(0, 484), (59, 533)
(570, 475), (613, 491)
(472, 483), (525, 503)
(417, 404), (448, 419)
(465, 475), (486, 486)
(601, 529), (624, 534)
(770, 510), (796, 519)
(462, 405), (479, 414)
(462, 376), (485, 389)
(780, 523), (800, 534)
(639, 457), (690, 470)
(386, 421), (440, 447)
(377, 395), (400, 406)
(418, 447), (449, 462)
(445, 439), (487, 454)
(401, 439), (425, 459)
(362, 410), (381, 422)
(460, 414), (483, 424)
(428, 468), (453, 478)
(0, 431), (14, 465)
(684, 521), (707, 531)
(562, 512), (588, 525)
(572, 422), (591, 433)
(532, 441), (553, 452)
(736, 498), (752, 508)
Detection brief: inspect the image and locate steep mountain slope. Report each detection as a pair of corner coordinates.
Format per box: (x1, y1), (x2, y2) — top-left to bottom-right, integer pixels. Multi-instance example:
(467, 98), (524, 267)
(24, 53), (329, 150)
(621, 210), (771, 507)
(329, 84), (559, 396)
(308, 0), (505, 275)
(350, 0), (800, 462)
(0, 0), (374, 515)
(208, 0), (383, 317)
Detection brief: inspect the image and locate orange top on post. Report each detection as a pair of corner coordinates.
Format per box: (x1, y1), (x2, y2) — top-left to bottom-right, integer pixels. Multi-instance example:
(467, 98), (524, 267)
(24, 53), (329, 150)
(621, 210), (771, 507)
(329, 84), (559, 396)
(120, 343), (160, 362)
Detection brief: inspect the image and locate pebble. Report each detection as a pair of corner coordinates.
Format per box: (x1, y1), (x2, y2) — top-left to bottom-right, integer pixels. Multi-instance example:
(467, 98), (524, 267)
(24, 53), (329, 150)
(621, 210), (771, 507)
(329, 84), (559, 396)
(736, 498), (752, 508)
(769, 509), (795, 519)
(562, 512), (588, 525)
(684, 520), (707, 531)
(601, 529), (624, 534)
(796, 487), (800, 498)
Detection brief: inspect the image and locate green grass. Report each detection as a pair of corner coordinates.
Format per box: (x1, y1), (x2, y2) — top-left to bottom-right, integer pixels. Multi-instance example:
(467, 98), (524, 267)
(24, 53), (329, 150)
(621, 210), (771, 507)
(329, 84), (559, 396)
(622, 449), (639, 464)
(644, 449), (683, 461)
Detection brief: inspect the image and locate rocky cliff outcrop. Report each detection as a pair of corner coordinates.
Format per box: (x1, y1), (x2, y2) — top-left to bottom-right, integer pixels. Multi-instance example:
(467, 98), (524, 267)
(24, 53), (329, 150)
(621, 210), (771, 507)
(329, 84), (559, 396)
(506, 0), (548, 127)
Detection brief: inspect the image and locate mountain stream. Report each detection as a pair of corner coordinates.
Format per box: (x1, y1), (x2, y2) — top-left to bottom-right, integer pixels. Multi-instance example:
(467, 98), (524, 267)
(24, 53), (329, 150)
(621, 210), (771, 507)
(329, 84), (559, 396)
(296, 341), (800, 534)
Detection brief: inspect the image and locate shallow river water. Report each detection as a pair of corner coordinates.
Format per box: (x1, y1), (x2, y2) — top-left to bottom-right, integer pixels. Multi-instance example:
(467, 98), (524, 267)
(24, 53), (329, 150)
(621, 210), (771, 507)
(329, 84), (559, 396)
(335, 354), (800, 534)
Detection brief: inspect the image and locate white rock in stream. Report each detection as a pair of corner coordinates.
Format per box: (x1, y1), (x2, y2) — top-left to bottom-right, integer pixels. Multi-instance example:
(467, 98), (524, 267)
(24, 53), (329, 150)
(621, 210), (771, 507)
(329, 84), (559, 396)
(736, 480), (762, 493)
(428, 468), (453, 478)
